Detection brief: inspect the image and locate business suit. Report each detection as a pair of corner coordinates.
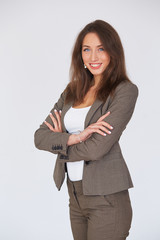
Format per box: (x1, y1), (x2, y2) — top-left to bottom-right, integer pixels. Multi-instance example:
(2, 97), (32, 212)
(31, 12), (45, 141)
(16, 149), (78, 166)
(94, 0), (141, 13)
(34, 80), (138, 239)
(34, 81), (138, 196)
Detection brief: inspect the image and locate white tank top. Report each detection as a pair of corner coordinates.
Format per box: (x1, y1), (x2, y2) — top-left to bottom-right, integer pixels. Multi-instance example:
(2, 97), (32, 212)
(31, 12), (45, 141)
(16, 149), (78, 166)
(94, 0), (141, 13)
(64, 106), (91, 181)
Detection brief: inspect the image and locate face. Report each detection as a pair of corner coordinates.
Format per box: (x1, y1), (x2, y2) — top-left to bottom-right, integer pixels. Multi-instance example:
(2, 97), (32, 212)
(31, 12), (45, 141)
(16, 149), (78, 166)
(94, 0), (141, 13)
(82, 32), (110, 80)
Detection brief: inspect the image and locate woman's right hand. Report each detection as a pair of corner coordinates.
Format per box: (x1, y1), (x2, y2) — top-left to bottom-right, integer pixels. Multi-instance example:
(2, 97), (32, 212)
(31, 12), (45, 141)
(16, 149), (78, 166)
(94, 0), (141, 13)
(67, 111), (113, 146)
(79, 111), (113, 141)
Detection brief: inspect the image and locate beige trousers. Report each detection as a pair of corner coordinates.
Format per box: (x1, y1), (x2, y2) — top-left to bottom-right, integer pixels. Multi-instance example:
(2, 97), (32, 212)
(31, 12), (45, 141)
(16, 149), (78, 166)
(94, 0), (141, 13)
(67, 176), (133, 240)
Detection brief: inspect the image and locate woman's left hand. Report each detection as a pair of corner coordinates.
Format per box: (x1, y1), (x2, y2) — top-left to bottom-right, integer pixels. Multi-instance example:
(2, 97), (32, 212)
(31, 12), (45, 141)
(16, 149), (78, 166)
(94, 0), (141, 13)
(44, 109), (62, 132)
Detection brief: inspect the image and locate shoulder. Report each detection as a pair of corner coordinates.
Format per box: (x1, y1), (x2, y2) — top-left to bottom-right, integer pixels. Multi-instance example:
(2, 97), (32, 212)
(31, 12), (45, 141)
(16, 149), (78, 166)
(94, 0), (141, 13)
(57, 88), (68, 102)
(106, 81), (139, 108)
(54, 90), (67, 110)
(114, 80), (139, 98)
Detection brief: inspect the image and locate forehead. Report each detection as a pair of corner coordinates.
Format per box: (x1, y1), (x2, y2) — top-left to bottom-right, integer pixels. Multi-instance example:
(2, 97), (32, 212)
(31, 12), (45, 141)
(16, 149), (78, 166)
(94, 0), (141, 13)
(82, 32), (102, 46)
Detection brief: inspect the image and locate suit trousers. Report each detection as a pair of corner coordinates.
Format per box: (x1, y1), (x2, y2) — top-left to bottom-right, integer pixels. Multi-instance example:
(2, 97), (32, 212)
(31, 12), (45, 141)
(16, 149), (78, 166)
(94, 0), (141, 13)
(67, 176), (133, 240)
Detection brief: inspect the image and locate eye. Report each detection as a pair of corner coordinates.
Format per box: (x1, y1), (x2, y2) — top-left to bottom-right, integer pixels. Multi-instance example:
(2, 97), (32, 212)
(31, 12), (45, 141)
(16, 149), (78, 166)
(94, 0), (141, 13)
(83, 48), (90, 52)
(98, 47), (104, 51)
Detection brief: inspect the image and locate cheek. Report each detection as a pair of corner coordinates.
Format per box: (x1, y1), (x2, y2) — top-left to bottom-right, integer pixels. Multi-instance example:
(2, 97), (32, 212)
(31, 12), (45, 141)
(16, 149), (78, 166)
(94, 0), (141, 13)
(82, 53), (89, 63)
(102, 54), (110, 66)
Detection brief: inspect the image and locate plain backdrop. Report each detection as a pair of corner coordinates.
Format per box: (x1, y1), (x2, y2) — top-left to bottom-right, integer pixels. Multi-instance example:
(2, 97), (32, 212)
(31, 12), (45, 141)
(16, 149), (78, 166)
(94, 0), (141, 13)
(0, 0), (160, 239)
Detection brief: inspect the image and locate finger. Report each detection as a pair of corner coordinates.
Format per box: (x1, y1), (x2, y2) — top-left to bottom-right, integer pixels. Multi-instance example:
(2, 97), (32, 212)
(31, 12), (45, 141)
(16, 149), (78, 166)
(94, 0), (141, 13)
(44, 121), (55, 131)
(89, 125), (112, 135)
(89, 121), (113, 130)
(97, 111), (110, 122)
(98, 125), (112, 134)
(49, 112), (58, 129)
(97, 121), (113, 130)
(95, 129), (108, 136)
(88, 128), (108, 136)
(98, 111), (110, 121)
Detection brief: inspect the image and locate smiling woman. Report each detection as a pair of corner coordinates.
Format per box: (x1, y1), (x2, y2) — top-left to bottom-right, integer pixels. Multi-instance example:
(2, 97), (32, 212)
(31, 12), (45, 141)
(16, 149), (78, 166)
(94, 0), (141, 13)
(65, 20), (130, 108)
(34, 20), (138, 240)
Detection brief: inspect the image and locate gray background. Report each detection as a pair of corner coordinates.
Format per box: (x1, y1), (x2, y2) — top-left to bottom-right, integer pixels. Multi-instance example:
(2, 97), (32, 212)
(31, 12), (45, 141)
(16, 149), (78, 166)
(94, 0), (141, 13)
(0, 0), (160, 239)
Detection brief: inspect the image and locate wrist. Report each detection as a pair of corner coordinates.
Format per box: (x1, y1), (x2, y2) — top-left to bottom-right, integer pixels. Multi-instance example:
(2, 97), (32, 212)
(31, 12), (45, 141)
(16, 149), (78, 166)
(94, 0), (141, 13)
(77, 134), (82, 143)
(67, 134), (82, 146)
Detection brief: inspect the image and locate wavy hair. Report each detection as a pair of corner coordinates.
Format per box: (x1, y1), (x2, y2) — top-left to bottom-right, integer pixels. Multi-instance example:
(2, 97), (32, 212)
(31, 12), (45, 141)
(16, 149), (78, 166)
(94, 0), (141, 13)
(65, 20), (131, 104)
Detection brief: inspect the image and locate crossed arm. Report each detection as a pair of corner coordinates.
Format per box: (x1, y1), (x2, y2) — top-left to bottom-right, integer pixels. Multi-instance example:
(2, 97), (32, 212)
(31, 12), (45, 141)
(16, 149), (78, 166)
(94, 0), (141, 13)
(34, 82), (138, 162)
(44, 109), (113, 145)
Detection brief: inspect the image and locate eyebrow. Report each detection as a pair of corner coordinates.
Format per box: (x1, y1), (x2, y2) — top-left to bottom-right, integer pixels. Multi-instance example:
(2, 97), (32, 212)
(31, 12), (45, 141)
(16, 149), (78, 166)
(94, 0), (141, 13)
(82, 44), (103, 48)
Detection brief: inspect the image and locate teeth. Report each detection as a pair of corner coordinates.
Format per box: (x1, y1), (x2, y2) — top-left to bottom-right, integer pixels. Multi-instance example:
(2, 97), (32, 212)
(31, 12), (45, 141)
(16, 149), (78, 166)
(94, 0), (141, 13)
(90, 64), (101, 67)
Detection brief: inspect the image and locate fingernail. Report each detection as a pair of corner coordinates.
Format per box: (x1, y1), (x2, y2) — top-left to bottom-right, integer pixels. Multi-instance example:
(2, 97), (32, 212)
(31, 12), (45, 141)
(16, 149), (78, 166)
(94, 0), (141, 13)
(110, 126), (113, 129)
(59, 110), (62, 113)
(54, 109), (57, 112)
(108, 131), (111, 134)
(49, 112), (52, 115)
(104, 133), (106, 136)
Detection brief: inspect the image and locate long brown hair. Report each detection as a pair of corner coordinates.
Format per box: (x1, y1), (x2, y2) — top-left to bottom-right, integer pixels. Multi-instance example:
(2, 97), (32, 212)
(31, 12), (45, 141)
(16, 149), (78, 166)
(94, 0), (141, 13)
(65, 20), (131, 104)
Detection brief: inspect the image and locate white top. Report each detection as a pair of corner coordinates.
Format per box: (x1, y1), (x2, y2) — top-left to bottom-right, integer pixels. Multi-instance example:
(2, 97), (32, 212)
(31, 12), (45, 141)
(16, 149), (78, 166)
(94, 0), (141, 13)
(64, 106), (91, 181)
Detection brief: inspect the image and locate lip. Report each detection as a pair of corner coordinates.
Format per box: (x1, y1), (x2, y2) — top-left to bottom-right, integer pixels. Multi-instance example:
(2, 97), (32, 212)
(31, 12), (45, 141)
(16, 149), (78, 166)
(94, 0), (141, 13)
(89, 63), (102, 70)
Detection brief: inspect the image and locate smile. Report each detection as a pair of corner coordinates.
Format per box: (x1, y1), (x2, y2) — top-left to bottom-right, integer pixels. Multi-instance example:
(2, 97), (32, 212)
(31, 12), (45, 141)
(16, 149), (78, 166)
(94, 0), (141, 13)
(89, 63), (102, 69)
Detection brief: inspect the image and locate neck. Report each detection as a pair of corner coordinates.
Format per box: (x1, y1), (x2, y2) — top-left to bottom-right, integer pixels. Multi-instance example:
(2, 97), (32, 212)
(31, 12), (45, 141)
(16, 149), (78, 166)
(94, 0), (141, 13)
(93, 75), (101, 88)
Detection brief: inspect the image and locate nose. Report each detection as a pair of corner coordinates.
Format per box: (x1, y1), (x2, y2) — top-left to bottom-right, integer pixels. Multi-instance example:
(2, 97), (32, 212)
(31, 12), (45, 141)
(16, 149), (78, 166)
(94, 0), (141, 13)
(90, 50), (98, 62)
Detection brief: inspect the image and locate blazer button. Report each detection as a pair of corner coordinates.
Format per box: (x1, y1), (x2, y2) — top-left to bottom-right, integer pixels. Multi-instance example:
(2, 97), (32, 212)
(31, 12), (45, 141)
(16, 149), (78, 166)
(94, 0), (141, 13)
(52, 145), (58, 150)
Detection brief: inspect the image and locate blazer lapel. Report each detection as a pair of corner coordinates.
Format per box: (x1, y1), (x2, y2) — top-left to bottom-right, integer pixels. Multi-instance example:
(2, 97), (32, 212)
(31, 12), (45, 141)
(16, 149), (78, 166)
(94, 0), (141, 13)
(61, 98), (105, 132)
(84, 99), (103, 128)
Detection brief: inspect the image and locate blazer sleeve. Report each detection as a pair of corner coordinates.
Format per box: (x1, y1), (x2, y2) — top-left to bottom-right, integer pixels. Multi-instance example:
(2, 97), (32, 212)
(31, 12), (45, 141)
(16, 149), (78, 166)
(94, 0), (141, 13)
(60, 82), (139, 162)
(34, 91), (71, 155)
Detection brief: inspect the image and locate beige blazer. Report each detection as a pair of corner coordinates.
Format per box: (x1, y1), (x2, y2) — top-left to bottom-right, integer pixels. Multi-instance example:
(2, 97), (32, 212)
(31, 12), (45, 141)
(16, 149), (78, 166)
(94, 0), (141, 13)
(34, 81), (138, 195)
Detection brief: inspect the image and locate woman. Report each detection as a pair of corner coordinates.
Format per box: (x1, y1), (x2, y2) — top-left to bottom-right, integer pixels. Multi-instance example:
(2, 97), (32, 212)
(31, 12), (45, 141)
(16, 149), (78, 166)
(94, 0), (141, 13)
(34, 20), (138, 240)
